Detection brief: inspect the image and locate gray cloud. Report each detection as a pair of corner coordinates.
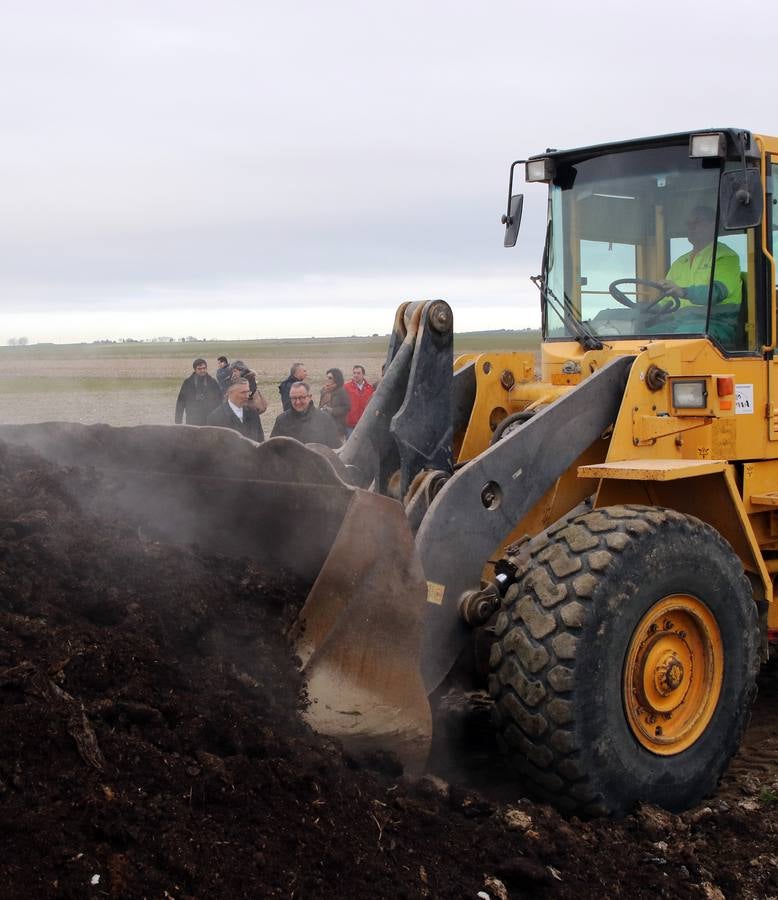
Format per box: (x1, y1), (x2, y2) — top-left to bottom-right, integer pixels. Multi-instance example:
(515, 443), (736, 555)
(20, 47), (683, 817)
(0, 0), (775, 339)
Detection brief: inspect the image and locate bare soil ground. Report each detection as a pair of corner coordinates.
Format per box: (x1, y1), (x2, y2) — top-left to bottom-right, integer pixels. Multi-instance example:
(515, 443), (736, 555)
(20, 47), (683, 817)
(3, 440), (778, 899)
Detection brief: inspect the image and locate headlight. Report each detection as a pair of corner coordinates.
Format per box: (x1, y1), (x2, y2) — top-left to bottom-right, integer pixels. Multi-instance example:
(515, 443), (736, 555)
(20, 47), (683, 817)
(689, 132), (726, 159)
(672, 379), (708, 409)
(525, 158), (555, 183)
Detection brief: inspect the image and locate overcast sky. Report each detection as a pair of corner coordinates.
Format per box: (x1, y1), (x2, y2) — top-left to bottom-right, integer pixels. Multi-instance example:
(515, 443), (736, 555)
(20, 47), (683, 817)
(2, 1), (776, 343)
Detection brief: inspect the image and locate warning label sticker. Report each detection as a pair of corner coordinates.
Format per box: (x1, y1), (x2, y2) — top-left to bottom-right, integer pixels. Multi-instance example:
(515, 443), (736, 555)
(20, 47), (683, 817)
(735, 384), (754, 415)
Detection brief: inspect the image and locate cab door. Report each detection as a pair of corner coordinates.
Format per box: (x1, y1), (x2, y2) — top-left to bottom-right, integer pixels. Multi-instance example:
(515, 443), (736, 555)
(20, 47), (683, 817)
(765, 155), (778, 440)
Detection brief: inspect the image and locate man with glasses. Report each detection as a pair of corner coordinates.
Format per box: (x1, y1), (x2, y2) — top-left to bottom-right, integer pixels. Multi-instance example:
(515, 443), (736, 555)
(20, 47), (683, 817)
(270, 381), (341, 448)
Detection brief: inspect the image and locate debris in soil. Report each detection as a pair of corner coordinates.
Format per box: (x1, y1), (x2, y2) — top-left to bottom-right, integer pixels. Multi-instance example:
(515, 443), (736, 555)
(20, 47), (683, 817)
(2, 437), (778, 899)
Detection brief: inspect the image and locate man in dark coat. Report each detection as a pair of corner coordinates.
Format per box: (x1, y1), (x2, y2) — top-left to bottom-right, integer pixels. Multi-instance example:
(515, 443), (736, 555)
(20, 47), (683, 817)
(206, 379), (264, 442)
(215, 355), (232, 395)
(174, 358), (222, 425)
(278, 362), (307, 411)
(270, 381), (341, 448)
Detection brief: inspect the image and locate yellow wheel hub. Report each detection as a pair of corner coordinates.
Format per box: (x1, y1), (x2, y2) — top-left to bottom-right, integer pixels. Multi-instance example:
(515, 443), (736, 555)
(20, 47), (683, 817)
(623, 595), (723, 755)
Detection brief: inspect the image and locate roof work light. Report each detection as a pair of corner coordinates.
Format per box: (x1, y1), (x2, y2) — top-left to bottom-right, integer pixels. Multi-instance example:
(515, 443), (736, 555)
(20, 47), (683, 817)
(525, 158), (555, 183)
(689, 132), (726, 159)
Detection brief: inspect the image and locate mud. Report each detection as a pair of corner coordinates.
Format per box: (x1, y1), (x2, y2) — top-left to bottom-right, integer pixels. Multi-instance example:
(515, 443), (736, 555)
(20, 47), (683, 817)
(2, 439), (778, 899)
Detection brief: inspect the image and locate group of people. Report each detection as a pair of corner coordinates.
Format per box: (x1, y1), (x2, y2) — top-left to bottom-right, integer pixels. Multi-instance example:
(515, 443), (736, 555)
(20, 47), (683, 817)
(174, 356), (376, 448)
(174, 356), (268, 441)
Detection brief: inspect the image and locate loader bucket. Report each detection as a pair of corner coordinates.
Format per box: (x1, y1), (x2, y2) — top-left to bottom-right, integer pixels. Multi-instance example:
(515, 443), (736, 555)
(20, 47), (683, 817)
(0, 422), (432, 772)
(292, 488), (431, 771)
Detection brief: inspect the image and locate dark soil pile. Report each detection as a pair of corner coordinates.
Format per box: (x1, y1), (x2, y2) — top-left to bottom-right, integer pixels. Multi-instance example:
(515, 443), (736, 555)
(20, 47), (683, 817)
(1, 438), (778, 899)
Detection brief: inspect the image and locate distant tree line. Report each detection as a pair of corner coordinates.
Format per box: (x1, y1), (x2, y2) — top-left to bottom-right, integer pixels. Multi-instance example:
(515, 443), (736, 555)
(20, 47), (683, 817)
(88, 336), (208, 345)
(7, 337), (29, 347)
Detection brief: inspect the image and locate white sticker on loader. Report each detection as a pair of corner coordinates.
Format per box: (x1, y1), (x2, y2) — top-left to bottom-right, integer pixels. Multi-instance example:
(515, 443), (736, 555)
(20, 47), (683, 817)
(735, 384), (754, 414)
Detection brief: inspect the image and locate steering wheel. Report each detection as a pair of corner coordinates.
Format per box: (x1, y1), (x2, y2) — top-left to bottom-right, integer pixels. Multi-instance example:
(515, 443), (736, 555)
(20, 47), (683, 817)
(608, 278), (680, 315)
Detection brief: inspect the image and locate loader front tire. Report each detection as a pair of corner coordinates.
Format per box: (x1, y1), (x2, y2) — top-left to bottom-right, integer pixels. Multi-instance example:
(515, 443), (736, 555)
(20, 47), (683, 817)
(488, 505), (760, 817)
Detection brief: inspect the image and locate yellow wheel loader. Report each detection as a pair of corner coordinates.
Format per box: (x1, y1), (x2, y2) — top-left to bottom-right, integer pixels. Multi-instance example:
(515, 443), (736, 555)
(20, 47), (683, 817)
(4, 127), (778, 817)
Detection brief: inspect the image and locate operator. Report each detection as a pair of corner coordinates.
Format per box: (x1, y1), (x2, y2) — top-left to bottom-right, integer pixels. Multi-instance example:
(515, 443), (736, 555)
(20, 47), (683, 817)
(653, 205), (742, 344)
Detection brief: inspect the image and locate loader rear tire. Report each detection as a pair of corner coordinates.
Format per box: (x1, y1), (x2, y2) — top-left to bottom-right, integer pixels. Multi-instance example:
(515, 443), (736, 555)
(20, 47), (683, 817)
(488, 505), (760, 817)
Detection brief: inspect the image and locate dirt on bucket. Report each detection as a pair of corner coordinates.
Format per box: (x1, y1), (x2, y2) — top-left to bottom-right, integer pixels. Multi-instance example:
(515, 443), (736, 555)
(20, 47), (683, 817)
(1, 438), (778, 899)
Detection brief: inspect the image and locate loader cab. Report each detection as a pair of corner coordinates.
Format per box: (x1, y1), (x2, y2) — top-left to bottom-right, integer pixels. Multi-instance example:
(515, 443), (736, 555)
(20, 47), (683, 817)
(526, 130), (769, 355)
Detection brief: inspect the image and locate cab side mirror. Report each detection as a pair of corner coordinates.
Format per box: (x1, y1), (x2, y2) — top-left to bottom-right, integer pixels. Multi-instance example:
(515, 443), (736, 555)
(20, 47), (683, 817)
(502, 194), (524, 248)
(720, 169), (763, 230)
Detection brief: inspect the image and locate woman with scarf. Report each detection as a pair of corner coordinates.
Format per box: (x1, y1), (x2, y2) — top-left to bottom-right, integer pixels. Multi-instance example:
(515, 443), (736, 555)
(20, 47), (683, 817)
(318, 368), (351, 439)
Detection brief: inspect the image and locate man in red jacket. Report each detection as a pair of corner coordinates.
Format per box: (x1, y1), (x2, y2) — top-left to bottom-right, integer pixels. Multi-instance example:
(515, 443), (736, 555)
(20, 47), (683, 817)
(344, 365), (374, 435)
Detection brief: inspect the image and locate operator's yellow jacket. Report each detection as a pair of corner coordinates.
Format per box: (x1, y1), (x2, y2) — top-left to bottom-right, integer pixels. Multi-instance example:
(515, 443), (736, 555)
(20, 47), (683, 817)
(666, 240), (742, 307)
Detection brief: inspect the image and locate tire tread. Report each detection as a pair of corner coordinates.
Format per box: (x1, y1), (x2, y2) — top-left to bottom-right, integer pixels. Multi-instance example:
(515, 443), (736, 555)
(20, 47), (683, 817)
(489, 503), (760, 816)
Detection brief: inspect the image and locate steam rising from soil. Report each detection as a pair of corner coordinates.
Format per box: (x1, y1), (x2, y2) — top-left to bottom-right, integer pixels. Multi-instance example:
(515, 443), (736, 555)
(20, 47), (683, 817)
(3, 438), (778, 898)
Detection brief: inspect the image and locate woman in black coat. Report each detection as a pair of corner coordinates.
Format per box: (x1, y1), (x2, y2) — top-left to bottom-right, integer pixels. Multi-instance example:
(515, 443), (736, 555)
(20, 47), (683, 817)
(319, 368), (351, 438)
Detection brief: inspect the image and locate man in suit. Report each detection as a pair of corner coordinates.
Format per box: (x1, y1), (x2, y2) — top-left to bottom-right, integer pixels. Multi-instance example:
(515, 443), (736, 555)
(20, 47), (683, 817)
(206, 378), (264, 442)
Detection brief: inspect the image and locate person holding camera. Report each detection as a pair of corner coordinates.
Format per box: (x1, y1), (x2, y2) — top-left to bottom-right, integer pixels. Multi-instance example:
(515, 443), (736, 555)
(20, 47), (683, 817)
(174, 358), (222, 426)
(230, 360), (268, 416)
